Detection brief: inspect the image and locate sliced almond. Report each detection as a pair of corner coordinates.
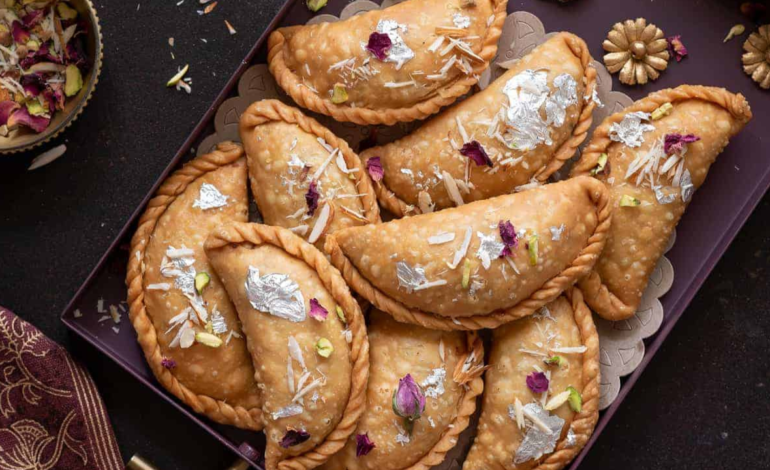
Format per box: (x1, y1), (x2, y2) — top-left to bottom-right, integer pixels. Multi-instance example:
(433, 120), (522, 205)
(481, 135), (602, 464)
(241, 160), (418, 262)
(442, 170), (464, 206)
(339, 205), (369, 224)
(418, 191), (434, 213)
(308, 202), (334, 244)
(544, 390), (571, 411)
(435, 27), (468, 38)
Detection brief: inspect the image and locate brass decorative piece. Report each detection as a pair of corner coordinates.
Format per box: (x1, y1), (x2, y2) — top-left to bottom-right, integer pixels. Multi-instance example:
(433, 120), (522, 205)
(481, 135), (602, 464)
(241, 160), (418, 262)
(742, 24), (770, 89)
(602, 18), (669, 86)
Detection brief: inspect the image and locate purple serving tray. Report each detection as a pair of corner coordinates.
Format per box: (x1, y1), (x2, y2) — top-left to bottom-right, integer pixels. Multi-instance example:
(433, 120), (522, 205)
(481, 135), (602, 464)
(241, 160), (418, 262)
(60, 0), (769, 468)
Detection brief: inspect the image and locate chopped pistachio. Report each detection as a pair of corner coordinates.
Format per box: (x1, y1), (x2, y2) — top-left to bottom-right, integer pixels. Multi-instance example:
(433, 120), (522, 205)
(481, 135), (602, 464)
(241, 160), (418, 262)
(461, 258), (472, 289)
(650, 102), (673, 121)
(724, 24), (745, 43)
(619, 194), (641, 207)
(306, 0), (327, 12)
(527, 233), (539, 266)
(544, 355), (563, 367)
(315, 338), (334, 358)
(590, 153), (608, 176)
(57, 2), (78, 20)
(336, 305), (346, 323)
(25, 100), (45, 116)
(331, 83), (348, 104)
(544, 390), (571, 411)
(195, 331), (223, 348)
(567, 386), (582, 412)
(205, 321), (214, 334)
(64, 64), (83, 97)
(166, 64), (189, 87)
(26, 39), (40, 52)
(195, 272), (211, 294)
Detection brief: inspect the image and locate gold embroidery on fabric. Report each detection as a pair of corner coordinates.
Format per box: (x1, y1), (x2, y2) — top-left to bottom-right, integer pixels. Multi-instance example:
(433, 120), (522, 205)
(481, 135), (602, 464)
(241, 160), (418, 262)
(0, 315), (71, 418)
(0, 410), (87, 469)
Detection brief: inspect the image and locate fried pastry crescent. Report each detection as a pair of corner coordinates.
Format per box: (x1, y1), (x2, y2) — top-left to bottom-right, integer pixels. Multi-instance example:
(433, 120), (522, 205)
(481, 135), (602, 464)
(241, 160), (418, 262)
(321, 309), (485, 470)
(126, 142), (262, 430)
(325, 177), (611, 330)
(239, 100), (380, 249)
(360, 32), (597, 217)
(571, 85), (752, 321)
(464, 289), (599, 470)
(204, 223), (368, 470)
(267, 0), (508, 125)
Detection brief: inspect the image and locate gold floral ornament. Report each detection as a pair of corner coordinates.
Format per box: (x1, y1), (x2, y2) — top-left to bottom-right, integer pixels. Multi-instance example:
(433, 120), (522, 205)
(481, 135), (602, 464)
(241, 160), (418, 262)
(603, 18), (670, 86)
(742, 24), (770, 89)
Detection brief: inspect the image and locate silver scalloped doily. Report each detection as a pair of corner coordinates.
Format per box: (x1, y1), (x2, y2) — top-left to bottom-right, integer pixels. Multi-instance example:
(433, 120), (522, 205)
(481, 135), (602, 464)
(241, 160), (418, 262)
(196, 6), (674, 413)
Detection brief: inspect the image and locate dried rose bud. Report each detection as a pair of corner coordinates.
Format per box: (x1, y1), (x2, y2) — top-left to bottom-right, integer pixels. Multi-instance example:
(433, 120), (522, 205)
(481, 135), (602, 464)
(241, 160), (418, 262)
(280, 429), (311, 448)
(498, 220), (518, 258)
(366, 157), (384, 182)
(309, 298), (328, 321)
(356, 433), (376, 457)
(667, 35), (688, 62)
(366, 32), (393, 60)
(161, 357), (177, 369)
(392, 374), (426, 434)
(460, 140), (493, 167)
(305, 180), (320, 216)
(526, 371), (549, 393)
(664, 133), (700, 155)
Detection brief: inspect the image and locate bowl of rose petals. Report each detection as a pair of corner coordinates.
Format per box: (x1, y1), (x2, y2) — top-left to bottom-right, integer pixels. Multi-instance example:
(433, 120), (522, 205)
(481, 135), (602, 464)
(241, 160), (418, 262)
(0, 0), (102, 154)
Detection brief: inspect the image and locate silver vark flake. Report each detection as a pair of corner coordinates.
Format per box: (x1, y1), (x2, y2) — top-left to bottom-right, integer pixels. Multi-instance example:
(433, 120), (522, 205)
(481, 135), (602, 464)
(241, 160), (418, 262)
(545, 73), (578, 128)
(376, 19), (414, 69)
(271, 404), (304, 420)
(514, 403), (565, 464)
(422, 367), (446, 399)
(565, 427), (577, 448)
(654, 186), (677, 205)
(549, 224), (565, 241)
(210, 308), (228, 334)
(396, 261), (428, 293)
(608, 111), (655, 148)
(245, 266), (306, 322)
(452, 13), (471, 28)
(174, 269), (196, 296)
(193, 183), (229, 210)
(680, 169), (694, 202)
(476, 231), (505, 270)
(502, 70), (552, 151)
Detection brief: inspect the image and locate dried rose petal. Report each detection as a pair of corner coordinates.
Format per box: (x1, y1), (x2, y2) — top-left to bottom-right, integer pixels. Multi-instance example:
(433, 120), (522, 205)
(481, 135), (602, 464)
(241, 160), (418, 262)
(21, 74), (44, 97)
(460, 140), (493, 167)
(11, 21), (29, 44)
(8, 108), (50, 133)
(0, 101), (20, 126)
(305, 180), (320, 216)
(498, 220), (518, 258)
(366, 157), (384, 182)
(664, 133), (700, 155)
(366, 32), (392, 61)
(526, 371), (549, 393)
(161, 357), (177, 369)
(667, 35), (688, 62)
(22, 9), (44, 28)
(280, 429), (311, 448)
(356, 433), (376, 457)
(309, 298), (328, 321)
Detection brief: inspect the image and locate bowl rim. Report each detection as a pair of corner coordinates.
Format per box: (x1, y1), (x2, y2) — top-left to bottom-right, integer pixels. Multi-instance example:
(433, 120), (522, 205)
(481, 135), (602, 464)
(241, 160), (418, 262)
(0, 0), (104, 155)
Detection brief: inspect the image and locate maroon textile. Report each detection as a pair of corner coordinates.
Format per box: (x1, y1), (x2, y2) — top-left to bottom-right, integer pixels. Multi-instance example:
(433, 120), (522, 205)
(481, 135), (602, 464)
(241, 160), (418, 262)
(0, 307), (123, 469)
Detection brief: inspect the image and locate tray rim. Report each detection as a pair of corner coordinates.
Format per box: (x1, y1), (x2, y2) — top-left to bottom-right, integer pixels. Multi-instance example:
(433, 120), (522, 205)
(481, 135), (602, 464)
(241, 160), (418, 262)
(58, 1), (770, 469)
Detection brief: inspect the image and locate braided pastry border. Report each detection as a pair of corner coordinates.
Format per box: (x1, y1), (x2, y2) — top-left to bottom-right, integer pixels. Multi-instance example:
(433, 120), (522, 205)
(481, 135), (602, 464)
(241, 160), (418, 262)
(570, 85), (753, 321)
(266, 0), (508, 126)
(125, 142), (264, 430)
(203, 223), (370, 470)
(531, 287), (600, 470)
(325, 176), (612, 330)
(239, 99), (380, 227)
(367, 32), (598, 217)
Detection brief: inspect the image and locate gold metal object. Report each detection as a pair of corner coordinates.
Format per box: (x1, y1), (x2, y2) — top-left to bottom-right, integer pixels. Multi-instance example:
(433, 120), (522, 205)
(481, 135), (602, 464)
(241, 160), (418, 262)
(742, 24), (770, 89)
(602, 18), (669, 86)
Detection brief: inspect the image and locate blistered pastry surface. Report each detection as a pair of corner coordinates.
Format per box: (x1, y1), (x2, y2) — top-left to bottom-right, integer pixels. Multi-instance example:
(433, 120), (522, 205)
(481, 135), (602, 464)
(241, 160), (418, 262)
(593, 100), (744, 311)
(331, 178), (598, 317)
(464, 297), (583, 470)
(142, 158), (259, 409)
(322, 310), (466, 470)
(279, 0), (494, 110)
(244, 120), (367, 248)
(207, 243), (352, 465)
(361, 33), (585, 210)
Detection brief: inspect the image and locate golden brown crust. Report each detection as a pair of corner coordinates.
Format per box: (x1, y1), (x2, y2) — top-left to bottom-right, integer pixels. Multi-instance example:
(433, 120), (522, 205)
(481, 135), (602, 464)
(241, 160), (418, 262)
(204, 223), (369, 470)
(125, 142), (264, 430)
(325, 177), (613, 331)
(266, 0), (508, 126)
(571, 85), (752, 321)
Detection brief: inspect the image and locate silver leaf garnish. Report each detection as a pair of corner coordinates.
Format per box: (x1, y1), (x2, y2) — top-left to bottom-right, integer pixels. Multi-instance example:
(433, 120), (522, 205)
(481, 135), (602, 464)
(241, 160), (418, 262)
(476, 231), (505, 270)
(422, 368), (446, 399)
(502, 70), (552, 151)
(588, 88), (604, 108)
(609, 112), (655, 148)
(514, 403), (565, 464)
(680, 169), (694, 202)
(549, 224), (565, 241)
(565, 427), (577, 448)
(545, 73), (578, 128)
(245, 266), (306, 322)
(376, 19), (414, 69)
(272, 404), (304, 420)
(396, 261), (428, 293)
(193, 183), (229, 210)
(452, 13), (471, 28)
(210, 307), (228, 334)
(654, 186), (677, 205)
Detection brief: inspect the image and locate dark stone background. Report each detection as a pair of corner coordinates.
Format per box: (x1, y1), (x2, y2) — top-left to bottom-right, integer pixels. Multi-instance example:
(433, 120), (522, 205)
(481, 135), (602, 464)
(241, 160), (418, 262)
(0, 0), (768, 469)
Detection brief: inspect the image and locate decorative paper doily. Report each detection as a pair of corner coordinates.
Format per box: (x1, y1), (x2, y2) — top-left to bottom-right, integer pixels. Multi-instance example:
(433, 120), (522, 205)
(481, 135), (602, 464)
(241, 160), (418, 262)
(196, 6), (674, 412)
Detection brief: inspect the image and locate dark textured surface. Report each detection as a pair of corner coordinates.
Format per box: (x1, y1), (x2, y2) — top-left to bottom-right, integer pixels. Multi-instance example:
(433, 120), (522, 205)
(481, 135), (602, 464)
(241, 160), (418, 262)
(0, 0), (769, 469)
